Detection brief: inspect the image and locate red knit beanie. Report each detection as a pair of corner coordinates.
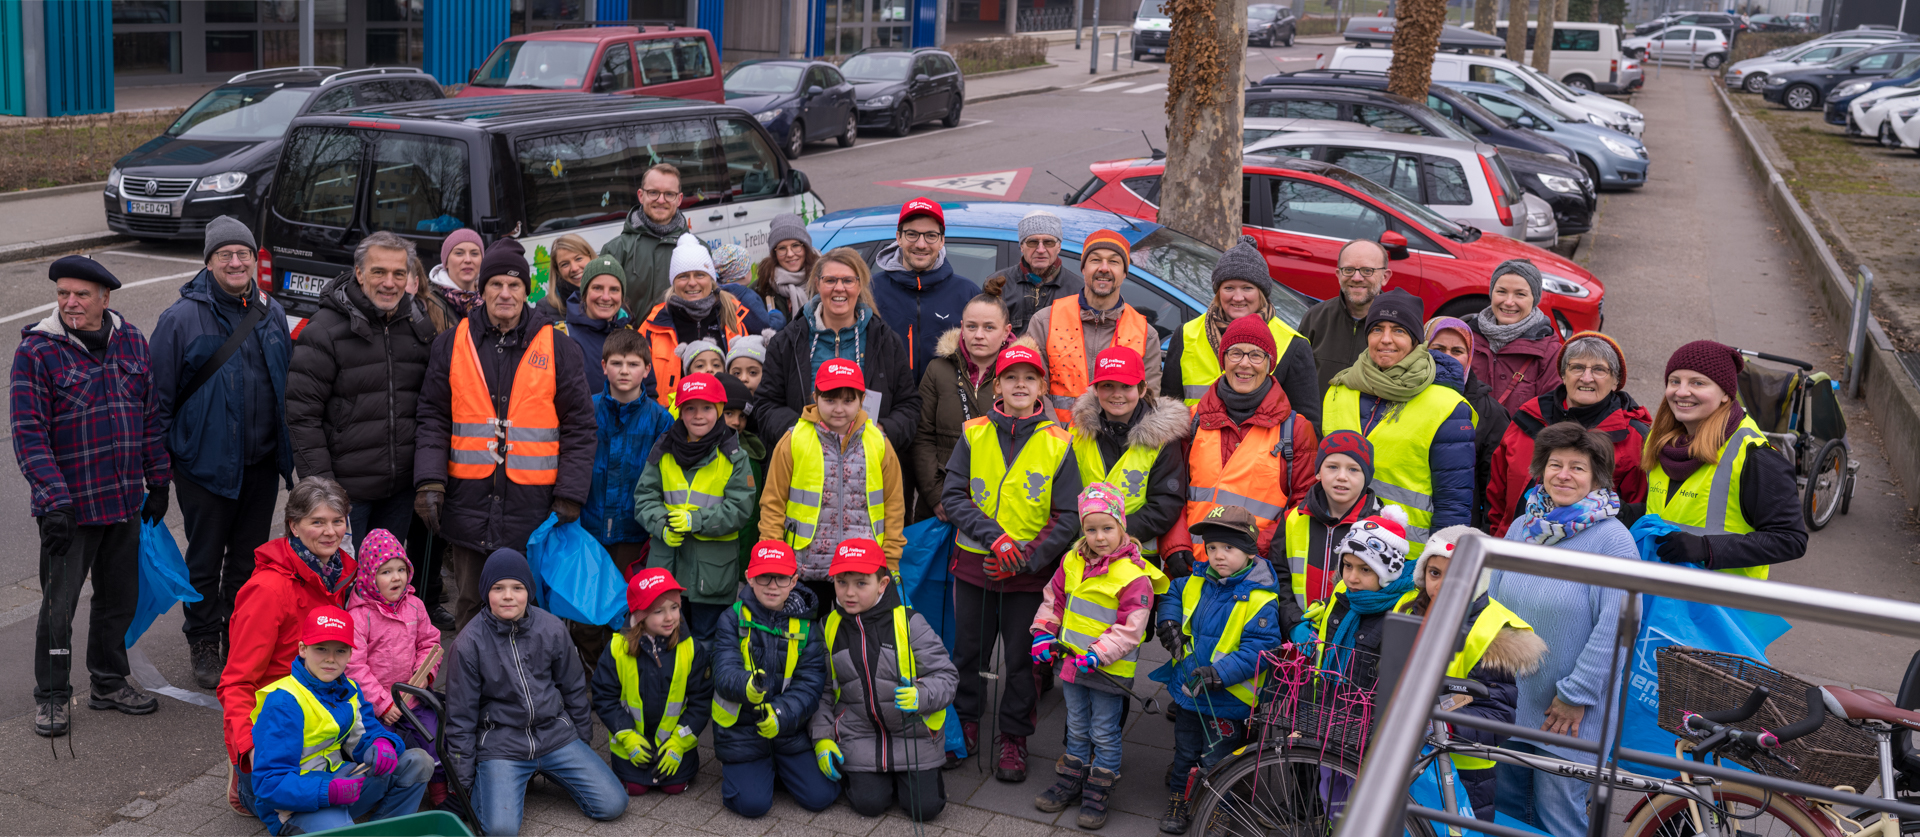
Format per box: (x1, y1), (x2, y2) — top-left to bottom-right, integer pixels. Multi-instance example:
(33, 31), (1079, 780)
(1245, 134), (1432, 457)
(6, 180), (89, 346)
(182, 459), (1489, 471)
(1217, 316), (1277, 367)
(1561, 330), (1628, 384)
(1664, 340), (1743, 398)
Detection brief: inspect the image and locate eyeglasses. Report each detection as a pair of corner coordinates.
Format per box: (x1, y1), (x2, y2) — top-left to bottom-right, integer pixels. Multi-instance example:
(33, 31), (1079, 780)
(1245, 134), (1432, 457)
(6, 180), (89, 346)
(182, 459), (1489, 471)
(751, 575), (797, 589)
(642, 188), (683, 201)
(1564, 362), (1615, 379)
(1021, 238), (1060, 249)
(210, 249), (254, 264)
(900, 230), (944, 244)
(1335, 266), (1386, 279)
(1225, 348), (1270, 365)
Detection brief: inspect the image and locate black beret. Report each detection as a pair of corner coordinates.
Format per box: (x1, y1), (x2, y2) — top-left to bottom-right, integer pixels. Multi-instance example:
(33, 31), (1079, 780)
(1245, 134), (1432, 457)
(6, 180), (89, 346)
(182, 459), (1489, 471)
(49, 255), (121, 290)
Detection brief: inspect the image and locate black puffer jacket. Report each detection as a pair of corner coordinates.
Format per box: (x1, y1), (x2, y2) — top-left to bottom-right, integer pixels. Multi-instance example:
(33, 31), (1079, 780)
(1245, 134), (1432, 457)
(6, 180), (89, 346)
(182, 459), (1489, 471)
(286, 273), (436, 501)
(443, 604), (594, 789)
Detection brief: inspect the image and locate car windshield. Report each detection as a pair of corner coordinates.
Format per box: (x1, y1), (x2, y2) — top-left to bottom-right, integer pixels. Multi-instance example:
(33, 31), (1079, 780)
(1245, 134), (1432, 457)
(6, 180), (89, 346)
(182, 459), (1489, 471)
(1516, 64), (1580, 102)
(1499, 89), (1575, 122)
(1138, 0), (1170, 16)
(841, 53), (913, 82)
(470, 40), (597, 89)
(1128, 226), (1313, 325)
(1318, 166), (1471, 239)
(726, 63), (804, 94)
(167, 86), (314, 140)
(1896, 56), (1920, 75)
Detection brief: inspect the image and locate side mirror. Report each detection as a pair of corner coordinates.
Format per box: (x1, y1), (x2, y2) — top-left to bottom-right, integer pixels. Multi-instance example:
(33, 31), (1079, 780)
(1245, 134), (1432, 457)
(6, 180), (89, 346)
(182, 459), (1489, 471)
(468, 68), (480, 84)
(807, 84), (824, 97)
(915, 73), (930, 83)
(593, 71), (617, 92)
(787, 169), (812, 195)
(1379, 231), (1410, 260)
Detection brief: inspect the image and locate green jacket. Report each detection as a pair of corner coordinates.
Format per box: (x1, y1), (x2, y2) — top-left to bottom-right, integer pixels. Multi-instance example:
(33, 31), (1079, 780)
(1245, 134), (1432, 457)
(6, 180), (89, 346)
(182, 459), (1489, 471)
(599, 207), (689, 320)
(735, 429), (769, 582)
(635, 432), (758, 606)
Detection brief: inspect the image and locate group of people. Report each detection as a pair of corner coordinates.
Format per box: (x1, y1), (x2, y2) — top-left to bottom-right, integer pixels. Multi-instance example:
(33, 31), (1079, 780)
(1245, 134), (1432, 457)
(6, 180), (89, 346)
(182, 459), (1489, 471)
(12, 170), (1809, 835)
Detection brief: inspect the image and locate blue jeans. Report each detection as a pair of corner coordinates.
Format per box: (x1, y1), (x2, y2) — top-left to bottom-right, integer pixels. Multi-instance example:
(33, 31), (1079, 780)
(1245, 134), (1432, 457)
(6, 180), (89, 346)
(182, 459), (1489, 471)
(472, 739), (627, 836)
(720, 749), (842, 819)
(1495, 742), (1591, 836)
(279, 749), (433, 835)
(1061, 681), (1127, 773)
(1167, 709), (1248, 794)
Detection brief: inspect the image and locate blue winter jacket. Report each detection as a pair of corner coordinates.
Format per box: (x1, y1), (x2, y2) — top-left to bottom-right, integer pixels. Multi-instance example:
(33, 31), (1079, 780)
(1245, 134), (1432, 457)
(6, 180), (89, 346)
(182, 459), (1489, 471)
(720, 282), (773, 334)
(249, 657), (404, 834)
(150, 270), (293, 498)
(709, 584), (828, 764)
(1150, 558), (1286, 720)
(561, 296), (633, 395)
(584, 390), (673, 545)
(1355, 350), (1477, 532)
(869, 242), (980, 383)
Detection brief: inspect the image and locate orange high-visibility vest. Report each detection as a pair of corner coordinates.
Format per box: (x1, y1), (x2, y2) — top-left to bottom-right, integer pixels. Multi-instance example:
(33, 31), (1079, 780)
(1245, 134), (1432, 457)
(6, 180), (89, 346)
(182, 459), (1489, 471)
(1045, 295), (1150, 423)
(1186, 420), (1292, 549)
(449, 319), (561, 485)
(639, 297), (748, 409)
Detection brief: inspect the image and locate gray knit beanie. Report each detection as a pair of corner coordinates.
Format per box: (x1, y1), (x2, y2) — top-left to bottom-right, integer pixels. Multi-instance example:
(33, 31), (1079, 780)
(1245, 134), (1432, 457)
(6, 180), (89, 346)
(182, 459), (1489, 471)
(1490, 258), (1543, 301)
(204, 215), (256, 262)
(1017, 209), (1064, 244)
(1211, 234), (1275, 296)
(767, 213), (812, 251)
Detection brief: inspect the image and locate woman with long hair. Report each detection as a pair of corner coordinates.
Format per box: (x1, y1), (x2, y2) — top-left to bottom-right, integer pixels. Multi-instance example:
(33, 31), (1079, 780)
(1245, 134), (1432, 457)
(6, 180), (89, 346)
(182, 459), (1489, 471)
(750, 214), (819, 331)
(544, 233), (595, 316)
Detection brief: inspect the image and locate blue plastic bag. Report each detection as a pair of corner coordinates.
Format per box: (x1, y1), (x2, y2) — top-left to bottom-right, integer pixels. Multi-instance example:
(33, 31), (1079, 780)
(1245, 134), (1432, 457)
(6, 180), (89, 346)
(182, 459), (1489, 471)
(525, 514), (628, 629)
(127, 519), (201, 647)
(897, 517), (966, 756)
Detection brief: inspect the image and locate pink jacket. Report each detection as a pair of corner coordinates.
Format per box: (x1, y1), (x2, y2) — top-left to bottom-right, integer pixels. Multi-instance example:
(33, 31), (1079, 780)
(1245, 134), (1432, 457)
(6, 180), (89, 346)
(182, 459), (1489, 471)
(344, 589), (441, 716)
(1031, 540), (1156, 685)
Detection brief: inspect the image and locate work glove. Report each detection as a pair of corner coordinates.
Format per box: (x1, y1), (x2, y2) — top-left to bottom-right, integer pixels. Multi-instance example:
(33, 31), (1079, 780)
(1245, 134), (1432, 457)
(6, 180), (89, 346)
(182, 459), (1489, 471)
(1289, 621), (1317, 646)
(1157, 619), (1185, 657)
(551, 498), (580, 525)
(1189, 665), (1224, 691)
(141, 484), (169, 524)
(894, 678), (920, 713)
(1030, 632), (1057, 664)
(745, 668), (767, 704)
(1302, 599), (1327, 627)
(654, 726), (696, 775)
(660, 526), (685, 547)
(754, 703), (782, 739)
(1655, 531), (1711, 567)
(40, 507), (75, 557)
(667, 509), (695, 533)
(327, 776), (364, 807)
(370, 739), (399, 776)
(986, 534), (1024, 580)
(413, 487), (444, 533)
(613, 729), (653, 765)
(814, 739), (844, 780)
(1161, 547), (1194, 579)
(1072, 651), (1100, 673)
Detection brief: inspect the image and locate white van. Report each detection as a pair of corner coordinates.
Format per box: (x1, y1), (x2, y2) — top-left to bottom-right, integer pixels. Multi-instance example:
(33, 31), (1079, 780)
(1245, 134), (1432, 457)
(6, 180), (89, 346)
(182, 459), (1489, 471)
(1486, 21), (1629, 92)
(1328, 46), (1641, 134)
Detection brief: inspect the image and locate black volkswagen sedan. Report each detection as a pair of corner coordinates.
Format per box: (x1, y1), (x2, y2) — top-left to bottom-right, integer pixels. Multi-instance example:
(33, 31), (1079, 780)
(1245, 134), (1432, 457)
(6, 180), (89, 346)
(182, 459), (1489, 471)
(725, 59), (858, 159)
(842, 48), (966, 137)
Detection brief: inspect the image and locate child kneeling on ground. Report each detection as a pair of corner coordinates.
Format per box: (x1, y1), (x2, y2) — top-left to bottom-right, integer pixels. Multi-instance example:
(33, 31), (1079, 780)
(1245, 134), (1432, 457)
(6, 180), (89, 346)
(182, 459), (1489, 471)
(248, 605), (434, 835)
(1029, 483), (1168, 830)
(591, 568), (713, 797)
(811, 539), (956, 821)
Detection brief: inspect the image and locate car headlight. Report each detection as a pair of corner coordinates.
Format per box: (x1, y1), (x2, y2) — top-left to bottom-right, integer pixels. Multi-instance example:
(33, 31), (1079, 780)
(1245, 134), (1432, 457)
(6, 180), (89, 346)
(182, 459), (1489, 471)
(195, 171), (248, 193)
(1541, 272), (1591, 298)
(861, 94), (895, 108)
(1539, 174), (1581, 194)
(1586, 113), (1611, 127)
(1766, 76), (1789, 86)
(1898, 106), (1920, 120)
(752, 108), (785, 123)
(106, 167), (122, 196)
(1527, 210), (1554, 232)
(1834, 80), (1872, 99)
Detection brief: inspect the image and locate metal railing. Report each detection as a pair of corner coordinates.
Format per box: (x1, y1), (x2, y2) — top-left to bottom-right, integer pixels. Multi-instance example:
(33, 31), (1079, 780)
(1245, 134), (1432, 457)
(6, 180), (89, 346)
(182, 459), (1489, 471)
(1018, 6), (1077, 31)
(1333, 531), (1920, 837)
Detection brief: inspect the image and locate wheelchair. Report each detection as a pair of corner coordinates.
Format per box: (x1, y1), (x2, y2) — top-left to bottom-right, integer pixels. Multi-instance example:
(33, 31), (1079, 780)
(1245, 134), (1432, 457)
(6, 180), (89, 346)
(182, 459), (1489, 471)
(1735, 348), (1859, 531)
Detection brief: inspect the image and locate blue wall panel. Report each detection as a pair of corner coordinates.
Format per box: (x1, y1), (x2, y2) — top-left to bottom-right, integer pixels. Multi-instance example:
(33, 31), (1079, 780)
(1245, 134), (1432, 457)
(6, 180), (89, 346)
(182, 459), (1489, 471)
(811, 0), (826, 56)
(425, 0), (511, 86)
(698, 0), (725, 58)
(0, 1), (23, 117)
(44, 0), (113, 117)
(597, 0), (631, 20)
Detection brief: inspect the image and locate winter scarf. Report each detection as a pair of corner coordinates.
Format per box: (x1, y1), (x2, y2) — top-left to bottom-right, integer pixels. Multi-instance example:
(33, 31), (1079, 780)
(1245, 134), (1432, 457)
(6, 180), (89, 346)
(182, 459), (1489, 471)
(1473, 307), (1552, 354)
(663, 420), (734, 471)
(1217, 378), (1274, 426)
(669, 292), (719, 321)
(771, 266), (810, 314)
(1203, 300), (1273, 354)
(1330, 342), (1437, 404)
(640, 214), (682, 239)
(1561, 388), (1625, 427)
(1510, 486), (1621, 547)
(1326, 574), (1416, 679)
(290, 536), (344, 591)
(1659, 404), (1748, 484)
(1097, 400), (1142, 444)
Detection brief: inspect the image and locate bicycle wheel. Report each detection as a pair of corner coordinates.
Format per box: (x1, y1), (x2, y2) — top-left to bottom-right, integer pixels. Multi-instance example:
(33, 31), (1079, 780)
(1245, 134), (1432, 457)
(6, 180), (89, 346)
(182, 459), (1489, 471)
(1188, 739), (1437, 837)
(1804, 438), (1848, 532)
(1620, 782), (1838, 837)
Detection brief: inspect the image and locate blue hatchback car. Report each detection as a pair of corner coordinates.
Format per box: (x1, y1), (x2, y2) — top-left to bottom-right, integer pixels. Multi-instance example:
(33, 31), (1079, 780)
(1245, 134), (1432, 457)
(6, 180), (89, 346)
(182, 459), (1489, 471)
(1442, 81), (1650, 190)
(806, 201), (1315, 343)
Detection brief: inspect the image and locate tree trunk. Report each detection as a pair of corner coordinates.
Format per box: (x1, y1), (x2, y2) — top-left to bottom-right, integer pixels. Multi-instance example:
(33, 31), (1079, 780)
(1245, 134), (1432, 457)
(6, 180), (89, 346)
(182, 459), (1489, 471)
(1387, 0), (1449, 100)
(1474, 0), (1497, 38)
(1160, 0), (1245, 252)
(1504, 0), (1528, 63)
(1532, 0), (1558, 72)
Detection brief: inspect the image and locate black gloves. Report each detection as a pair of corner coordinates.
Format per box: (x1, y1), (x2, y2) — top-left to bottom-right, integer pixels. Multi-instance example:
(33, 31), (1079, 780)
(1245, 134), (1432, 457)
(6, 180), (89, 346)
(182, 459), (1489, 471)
(1188, 665), (1224, 690)
(141, 484), (169, 524)
(1655, 531), (1711, 567)
(1156, 620), (1184, 657)
(1162, 548), (1194, 580)
(414, 486), (444, 533)
(40, 507), (75, 556)
(551, 498), (581, 525)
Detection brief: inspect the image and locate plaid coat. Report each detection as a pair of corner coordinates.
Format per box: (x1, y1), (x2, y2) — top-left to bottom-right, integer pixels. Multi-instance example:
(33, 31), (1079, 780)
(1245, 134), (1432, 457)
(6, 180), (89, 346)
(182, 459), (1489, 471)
(11, 311), (170, 524)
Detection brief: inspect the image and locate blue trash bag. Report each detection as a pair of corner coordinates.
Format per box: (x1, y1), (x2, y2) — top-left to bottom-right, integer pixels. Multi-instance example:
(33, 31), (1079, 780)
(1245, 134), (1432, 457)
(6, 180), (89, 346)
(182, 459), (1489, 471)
(897, 517), (965, 756)
(127, 519), (201, 648)
(1407, 754), (1551, 837)
(525, 514), (628, 629)
(1618, 515), (1792, 777)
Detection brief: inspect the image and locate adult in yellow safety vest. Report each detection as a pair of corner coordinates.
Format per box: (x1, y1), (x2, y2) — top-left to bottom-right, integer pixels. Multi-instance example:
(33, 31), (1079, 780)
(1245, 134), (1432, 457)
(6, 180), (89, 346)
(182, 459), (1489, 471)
(1160, 235), (1319, 425)
(1022, 229), (1162, 423)
(1319, 289), (1477, 552)
(1642, 341), (1807, 578)
(1066, 346), (1189, 568)
(591, 569), (713, 793)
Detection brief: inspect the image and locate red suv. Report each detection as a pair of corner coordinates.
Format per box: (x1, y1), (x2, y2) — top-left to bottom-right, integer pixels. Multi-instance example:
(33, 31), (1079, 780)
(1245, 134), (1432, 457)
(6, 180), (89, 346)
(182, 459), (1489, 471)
(1073, 154), (1604, 335)
(458, 24), (722, 103)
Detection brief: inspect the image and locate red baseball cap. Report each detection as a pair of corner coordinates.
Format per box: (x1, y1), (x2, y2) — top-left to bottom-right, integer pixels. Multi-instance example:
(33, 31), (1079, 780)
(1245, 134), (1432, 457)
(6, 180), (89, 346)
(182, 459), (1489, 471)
(301, 605), (356, 648)
(677, 373), (725, 406)
(814, 358), (866, 394)
(995, 344), (1046, 378)
(1090, 346), (1145, 386)
(626, 568), (684, 615)
(829, 538), (887, 576)
(746, 540), (799, 578)
(899, 197), (944, 230)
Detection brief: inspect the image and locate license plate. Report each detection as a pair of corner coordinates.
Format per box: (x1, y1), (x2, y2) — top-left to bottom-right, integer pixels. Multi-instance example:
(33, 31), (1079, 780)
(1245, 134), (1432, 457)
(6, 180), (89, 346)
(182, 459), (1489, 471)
(284, 271), (329, 295)
(1148, 47), (1166, 54)
(126, 200), (172, 216)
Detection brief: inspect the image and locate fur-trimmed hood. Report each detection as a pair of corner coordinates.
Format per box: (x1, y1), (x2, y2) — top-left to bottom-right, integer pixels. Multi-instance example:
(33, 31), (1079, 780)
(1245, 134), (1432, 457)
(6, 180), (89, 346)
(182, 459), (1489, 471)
(934, 326), (965, 360)
(1477, 622), (1549, 677)
(1070, 389), (1190, 449)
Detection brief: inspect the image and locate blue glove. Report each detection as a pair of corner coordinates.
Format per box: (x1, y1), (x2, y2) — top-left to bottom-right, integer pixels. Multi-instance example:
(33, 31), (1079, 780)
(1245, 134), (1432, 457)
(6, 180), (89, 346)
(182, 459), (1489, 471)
(1289, 621), (1316, 646)
(1072, 651), (1100, 673)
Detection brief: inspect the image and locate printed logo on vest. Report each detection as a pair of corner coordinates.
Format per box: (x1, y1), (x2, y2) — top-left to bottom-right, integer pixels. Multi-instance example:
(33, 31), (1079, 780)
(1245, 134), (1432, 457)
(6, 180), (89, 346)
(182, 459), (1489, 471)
(1023, 470), (1048, 501)
(528, 349), (550, 370)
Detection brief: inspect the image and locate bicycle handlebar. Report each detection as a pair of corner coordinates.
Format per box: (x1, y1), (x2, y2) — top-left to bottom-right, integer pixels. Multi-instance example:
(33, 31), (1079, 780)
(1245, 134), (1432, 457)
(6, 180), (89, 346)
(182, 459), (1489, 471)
(1737, 348), (1815, 370)
(1694, 685), (1771, 725)
(1768, 685), (1830, 745)
(1681, 684), (1828, 756)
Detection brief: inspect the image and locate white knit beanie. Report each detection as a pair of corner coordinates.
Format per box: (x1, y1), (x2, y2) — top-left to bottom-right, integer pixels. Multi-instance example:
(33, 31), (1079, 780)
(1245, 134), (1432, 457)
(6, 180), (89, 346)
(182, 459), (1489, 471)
(668, 233), (715, 281)
(1334, 505), (1411, 583)
(1416, 524), (1491, 599)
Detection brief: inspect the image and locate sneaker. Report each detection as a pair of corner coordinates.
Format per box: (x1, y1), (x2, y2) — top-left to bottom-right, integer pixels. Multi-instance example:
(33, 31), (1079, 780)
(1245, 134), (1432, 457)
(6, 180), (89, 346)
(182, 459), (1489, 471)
(624, 782), (649, 796)
(190, 638), (224, 690)
(943, 749), (962, 771)
(1159, 792), (1193, 834)
(34, 701), (68, 737)
(429, 605), (455, 632)
(89, 684), (158, 715)
(994, 733), (1028, 783)
(227, 762), (250, 815)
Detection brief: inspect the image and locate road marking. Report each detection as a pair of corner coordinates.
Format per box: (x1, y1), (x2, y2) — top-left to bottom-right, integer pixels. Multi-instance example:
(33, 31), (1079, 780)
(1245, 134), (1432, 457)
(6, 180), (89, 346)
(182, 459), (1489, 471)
(99, 249), (204, 265)
(802, 119), (995, 158)
(1125, 83), (1168, 94)
(1082, 81), (1135, 92)
(876, 168), (1034, 200)
(0, 269), (197, 325)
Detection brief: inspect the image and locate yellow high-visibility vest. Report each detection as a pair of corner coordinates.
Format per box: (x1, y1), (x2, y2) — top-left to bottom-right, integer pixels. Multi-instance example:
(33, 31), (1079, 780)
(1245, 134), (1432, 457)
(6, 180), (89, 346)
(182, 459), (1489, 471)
(1321, 383), (1473, 548)
(608, 632), (694, 761)
(1058, 551), (1169, 680)
(1070, 432), (1160, 555)
(822, 606), (945, 731)
(784, 418), (887, 551)
(1645, 416), (1772, 580)
(953, 415), (1072, 554)
(1177, 315), (1304, 406)
(1176, 574), (1279, 708)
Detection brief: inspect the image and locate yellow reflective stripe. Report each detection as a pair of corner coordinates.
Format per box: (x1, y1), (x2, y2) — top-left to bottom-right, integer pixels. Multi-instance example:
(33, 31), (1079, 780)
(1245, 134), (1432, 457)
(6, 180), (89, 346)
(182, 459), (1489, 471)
(609, 633), (695, 756)
(249, 676), (363, 774)
(1178, 579), (1276, 708)
(1179, 316), (1303, 405)
(1370, 480), (1433, 513)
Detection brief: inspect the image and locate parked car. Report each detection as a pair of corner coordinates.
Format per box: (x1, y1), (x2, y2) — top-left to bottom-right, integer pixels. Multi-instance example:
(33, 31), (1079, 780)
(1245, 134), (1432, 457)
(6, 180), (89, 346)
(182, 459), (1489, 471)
(1071, 155), (1604, 335)
(1725, 38), (1878, 93)
(1242, 130), (1539, 241)
(458, 23), (721, 102)
(1484, 20), (1631, 92)
(1882, 101), (1920, 152)
(1622, 25), (1731, 69)
(1243, 117), (1384, 146)
(1247, 3), (1299, 47)
(1326, 46), (1640, 133)
(1787, 28), (1916, 52)
(105, 66), (443, 242)
(1849, 79), (1920, 142)
(725, 59), (857, 158)
(1747, 14), (1803, 32)
(841, 48), (965, 137)
(1788, 13), (1822, 29)
(1826, 57), (1920, 125)
(1764, 42), (1920, 110)
(1442, 81), (1650, 190)
(1513, 61), (1646, 135)
(1633, 11), (1745, 40)
(261, 94), (825, 319)
(1251, 71), (1578, 159)
(1134, 0), (1173, 60)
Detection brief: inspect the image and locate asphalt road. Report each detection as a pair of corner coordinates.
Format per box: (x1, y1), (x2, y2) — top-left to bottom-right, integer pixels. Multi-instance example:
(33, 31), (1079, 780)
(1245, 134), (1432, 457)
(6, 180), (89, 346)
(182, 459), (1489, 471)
(0, 59), (1913, 835)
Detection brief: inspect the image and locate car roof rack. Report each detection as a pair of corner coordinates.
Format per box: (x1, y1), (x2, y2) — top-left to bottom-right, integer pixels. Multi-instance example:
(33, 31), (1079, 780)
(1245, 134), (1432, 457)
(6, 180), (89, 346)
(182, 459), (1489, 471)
(554, 19), (680, 31)
(321, 66), (428, 85)
(227, 66), (341, 83)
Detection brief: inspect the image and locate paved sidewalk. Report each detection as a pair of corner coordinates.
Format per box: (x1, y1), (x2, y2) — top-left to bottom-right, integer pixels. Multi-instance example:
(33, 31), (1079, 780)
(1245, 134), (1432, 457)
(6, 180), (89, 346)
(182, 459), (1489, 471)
(0, 187), (124, 262)
(964, 36), (1162, 104)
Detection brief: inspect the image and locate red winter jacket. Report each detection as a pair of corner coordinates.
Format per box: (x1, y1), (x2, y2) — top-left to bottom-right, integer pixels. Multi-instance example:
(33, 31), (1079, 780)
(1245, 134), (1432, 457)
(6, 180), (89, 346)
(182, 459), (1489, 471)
(1161, 381), (1319, 558)
(1486, 389), (1653, 536)
(1469, 322), (1564, 416)
(219, 537), (357, 764)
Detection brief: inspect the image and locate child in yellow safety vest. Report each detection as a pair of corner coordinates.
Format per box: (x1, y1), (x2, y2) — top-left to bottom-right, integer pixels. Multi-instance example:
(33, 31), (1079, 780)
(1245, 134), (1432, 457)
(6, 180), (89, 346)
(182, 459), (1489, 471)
(809, 539), (956, 822)
(589, 568), (713, 797)
(1028, 483), (1168, 831)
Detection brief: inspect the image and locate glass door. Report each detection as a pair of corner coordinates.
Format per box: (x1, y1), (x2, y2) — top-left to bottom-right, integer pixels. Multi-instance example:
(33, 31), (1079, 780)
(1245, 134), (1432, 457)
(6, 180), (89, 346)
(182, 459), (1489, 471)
(824, 0), (914, 56)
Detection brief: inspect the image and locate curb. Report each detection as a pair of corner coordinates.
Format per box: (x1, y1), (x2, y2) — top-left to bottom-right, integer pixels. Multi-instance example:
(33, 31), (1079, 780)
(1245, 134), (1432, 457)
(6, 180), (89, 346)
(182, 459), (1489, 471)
(967, 67), (1160, 105)
(0, 181), (107, 204)
(0, 231), (132, 264)
(1713, 79), (1920, 496)
(967, 62), (1058, 80)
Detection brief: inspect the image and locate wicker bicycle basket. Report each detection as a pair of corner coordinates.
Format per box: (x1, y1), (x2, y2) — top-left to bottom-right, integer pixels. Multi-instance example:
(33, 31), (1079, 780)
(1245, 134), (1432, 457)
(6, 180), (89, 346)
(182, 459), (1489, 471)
(1656, 646), (1880, 791)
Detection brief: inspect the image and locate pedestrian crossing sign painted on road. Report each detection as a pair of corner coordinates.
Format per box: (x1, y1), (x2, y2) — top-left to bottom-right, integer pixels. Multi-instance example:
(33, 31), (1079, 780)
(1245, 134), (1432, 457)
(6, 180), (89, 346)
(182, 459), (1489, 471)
(876, 168), (1032, 201)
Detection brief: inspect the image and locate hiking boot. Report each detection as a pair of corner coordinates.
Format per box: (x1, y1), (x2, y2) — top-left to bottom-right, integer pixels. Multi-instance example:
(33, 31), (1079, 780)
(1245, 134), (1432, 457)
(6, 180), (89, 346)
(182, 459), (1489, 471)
(1078, 766), (1119, 830)
(1159, 792), (1193, 834)
(429, 605), (456, 632)
(90, 684), (158, 715)
(1033, 753), (1087, 813)
(34, 701), (68, 737)
(961, 721), (979, 757)
(190, 638), (224, 690)
(993, 732), (1028, 783)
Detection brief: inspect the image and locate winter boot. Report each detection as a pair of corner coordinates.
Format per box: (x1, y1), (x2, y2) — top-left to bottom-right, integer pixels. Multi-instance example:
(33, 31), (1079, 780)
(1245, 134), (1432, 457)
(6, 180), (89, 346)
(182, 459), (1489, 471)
(89, 684), (158, 715)
(1033, 753), (1088, 812)
(1158, 791), (1193, 834)
(190, 638), (223, 690)
(33, 701), (68, 737)
(994, 733), (1029, 783)
(1078, 766), (1119, 829)
(962, 721), (979, 756)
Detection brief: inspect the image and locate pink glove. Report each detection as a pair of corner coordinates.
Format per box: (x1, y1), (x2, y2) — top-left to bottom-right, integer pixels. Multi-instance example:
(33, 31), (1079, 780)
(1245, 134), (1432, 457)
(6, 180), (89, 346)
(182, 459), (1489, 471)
(1073, 651), (1100, 673)
(327, 777), (364, 807)
(371, 739), (398, 776)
